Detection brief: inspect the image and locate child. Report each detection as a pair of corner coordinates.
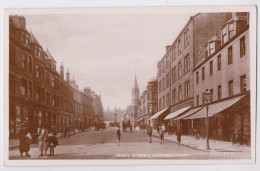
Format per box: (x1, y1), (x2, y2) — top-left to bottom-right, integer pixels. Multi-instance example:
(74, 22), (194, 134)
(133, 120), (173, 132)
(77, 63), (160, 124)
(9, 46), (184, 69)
(48, 133), (59, 156)
(116, 127), (121, 146)
(159, 127), (164, 144)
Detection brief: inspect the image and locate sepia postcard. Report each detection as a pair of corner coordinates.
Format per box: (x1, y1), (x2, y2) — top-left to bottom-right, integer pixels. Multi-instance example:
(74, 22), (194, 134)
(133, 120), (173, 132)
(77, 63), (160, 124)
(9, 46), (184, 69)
(3, 6), (257, 166)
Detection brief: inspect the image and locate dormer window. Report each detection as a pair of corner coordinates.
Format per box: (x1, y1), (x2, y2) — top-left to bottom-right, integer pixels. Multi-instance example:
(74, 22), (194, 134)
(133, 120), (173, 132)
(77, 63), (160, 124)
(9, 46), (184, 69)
(228, 22), (234, 39)
(209, 41), (215, 55)
(222, 25), (228, 44)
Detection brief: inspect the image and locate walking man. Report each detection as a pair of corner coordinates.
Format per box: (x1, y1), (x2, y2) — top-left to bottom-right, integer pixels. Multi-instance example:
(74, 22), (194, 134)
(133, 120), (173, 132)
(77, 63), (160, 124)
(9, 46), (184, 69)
(116, 127), (121, 146)
(147, 124), (153, 143)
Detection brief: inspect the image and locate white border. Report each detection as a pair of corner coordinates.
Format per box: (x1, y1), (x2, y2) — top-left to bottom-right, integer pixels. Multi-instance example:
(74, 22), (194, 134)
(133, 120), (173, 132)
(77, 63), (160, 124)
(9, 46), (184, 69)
(1, 5), (258, 168)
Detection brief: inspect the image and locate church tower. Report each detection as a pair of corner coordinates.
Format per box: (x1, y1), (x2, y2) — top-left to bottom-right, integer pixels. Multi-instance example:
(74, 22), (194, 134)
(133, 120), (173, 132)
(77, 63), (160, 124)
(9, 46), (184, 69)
(131, 73), (139, 107)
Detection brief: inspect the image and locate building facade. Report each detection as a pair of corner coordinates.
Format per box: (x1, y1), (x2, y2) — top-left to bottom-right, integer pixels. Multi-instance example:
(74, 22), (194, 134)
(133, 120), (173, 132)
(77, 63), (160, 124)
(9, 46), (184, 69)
(155, 13), (234, 127)
(9, 15), (103, 137)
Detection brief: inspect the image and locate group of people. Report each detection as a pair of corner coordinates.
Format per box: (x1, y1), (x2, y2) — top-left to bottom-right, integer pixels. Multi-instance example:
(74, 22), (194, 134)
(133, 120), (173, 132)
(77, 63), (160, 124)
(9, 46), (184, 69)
(19, 125), (59, 157)
(146, 123), (183, 145)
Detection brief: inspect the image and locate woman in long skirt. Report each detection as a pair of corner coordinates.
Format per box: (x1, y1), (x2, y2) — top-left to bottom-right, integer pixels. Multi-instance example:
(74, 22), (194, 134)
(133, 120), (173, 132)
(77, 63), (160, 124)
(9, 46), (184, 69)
(38, 126), (49, 156)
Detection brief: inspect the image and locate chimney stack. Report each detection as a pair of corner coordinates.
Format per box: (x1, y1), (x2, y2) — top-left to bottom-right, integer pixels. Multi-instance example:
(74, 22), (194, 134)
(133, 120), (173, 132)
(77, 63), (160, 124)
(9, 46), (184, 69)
(165, 45), (171, 52)
(60, 62), (64, 80)
(66, 69), (70, 83)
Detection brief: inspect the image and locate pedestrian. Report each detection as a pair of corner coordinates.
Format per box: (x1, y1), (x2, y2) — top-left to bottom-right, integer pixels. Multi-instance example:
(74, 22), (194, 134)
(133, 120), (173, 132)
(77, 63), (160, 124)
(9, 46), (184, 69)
(48, 132), (59, 156)
(147, 124), (153, 143)
(176, 129), (182, 145)
(18, 124), (30, 157)
(116, 127), (121, 146)
(38, 126), (49, 157)
(159, 127), (164, 144)
(162, 124), (166, 135)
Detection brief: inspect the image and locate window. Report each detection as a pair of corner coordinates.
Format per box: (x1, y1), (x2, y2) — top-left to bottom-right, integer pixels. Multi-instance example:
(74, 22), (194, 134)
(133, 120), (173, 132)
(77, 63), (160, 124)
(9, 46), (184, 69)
(159, 81), (161, 92)
(148, 105), (152, 113)
(184, 54), (190, 73)
(166, 93), (169, 106)
(222, 26), (227, 44)
(28, 56), (32, 72)
(36, 87), (40, 101)
(51, 76), (55, 88)
(25, 33), (30, 45)
(41, 88), (45, 102)
(210, 61), (213, 76)
(196, 95), (199, 106)
(9, 74), (15, 94)
(52, 96), (55, 106)
(184, 80), (190, 99)
(217, 54), (221, 71)
(172, 47), (175, 61)
(178, 85), (182, 102)
(172, 67), (176, 83)
(166, 55), (169, 68)
(9, 45), (16, 66)
(205, 49), (208, 58)
(28, 82), (32, 98)
(202, 67), (205, 81)
(166, 73), (170, 87)
(158, 65), (161, 76)
(240, 36), (246, 57)
(21, 79), (27, 96)
(228, 80), (234, 96)
(210, 89), (213, 102)
(178, 62), (182, 78)
(184, 29), (189, 47)
(202, 93), (205, 105)
(163, 96), (165, 108)
(172, 89), (176, 105)
(36, 65), (40, 78)
(228, 46), (233, 65)
(159, 98), (162, 110)
(21, 54), (26, 69)
(240, 75), (246, 93)
(228, 22), (234, 39)
(209, 42), (215, 55)
(218, 85), (222, 100)
(178, 39), (181, 55)
(196, 71), (199, 84)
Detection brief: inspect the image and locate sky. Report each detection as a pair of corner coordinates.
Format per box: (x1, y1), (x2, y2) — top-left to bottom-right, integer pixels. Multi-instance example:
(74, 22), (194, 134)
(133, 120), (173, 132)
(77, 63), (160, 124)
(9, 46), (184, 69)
(24, 11), (194, 110)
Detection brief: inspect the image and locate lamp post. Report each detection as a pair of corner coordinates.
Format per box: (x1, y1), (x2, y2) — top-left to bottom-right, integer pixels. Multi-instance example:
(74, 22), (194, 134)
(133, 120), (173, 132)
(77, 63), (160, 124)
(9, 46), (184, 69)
(204, 88), (211, 150)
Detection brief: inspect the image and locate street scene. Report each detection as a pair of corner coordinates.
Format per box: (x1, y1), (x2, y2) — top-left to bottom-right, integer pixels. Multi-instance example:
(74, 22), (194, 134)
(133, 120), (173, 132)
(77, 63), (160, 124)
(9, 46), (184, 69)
(7, 9), (253, 162)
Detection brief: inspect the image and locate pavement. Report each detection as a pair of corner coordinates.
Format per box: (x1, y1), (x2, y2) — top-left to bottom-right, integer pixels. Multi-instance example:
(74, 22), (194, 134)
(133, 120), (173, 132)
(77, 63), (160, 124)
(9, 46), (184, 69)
(152, 130), (251, 159)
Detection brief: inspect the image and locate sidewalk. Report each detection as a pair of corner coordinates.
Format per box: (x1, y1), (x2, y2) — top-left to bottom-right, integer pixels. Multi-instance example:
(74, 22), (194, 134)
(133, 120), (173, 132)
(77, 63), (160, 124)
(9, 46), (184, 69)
(152, 130), (251, 153)
(9, 129), (90, 149)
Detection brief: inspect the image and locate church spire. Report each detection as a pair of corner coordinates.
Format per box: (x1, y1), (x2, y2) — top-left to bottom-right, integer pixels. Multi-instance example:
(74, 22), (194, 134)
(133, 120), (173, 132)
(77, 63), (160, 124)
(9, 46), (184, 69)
(131, 70), (139, 106)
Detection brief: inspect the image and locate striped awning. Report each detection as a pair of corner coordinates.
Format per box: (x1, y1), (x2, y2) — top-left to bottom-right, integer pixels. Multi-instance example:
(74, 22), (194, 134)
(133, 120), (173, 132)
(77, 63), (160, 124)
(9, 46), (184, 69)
(164, 106), (191, 120)
(149, 108), (168, 120)
(184, 95), (245, 120)
(174, 107), (203, 120)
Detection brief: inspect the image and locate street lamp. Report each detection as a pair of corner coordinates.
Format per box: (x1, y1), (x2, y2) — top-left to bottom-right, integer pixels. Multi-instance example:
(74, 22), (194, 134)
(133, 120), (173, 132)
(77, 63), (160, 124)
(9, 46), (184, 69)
(204, 88), (211, 150)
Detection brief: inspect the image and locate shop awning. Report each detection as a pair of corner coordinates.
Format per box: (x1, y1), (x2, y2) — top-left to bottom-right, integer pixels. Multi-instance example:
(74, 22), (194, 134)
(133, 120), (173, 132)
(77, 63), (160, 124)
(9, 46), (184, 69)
(174, 107), (203, 120)
(137, 118), (144, 122)
(184, 95), (245, 120)
(149, 108), (168, 120)
(164, 106), (191, 120)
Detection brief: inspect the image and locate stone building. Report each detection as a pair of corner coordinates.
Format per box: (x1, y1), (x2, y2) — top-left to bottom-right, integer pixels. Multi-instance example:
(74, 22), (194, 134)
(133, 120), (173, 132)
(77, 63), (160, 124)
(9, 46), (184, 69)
(9, 15), (102, 137)
(176, 13), (250, 143)
(153, 13), (234, 128)
(138, 78), (158, 129)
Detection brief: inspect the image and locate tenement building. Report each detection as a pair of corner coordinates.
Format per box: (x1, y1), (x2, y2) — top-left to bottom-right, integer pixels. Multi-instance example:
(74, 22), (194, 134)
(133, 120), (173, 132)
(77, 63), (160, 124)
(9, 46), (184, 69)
(175, 13), (250, 144)
(9, 15), (103, 137)
(137, 78), (158, 129)
(152, 13), (234, 128)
